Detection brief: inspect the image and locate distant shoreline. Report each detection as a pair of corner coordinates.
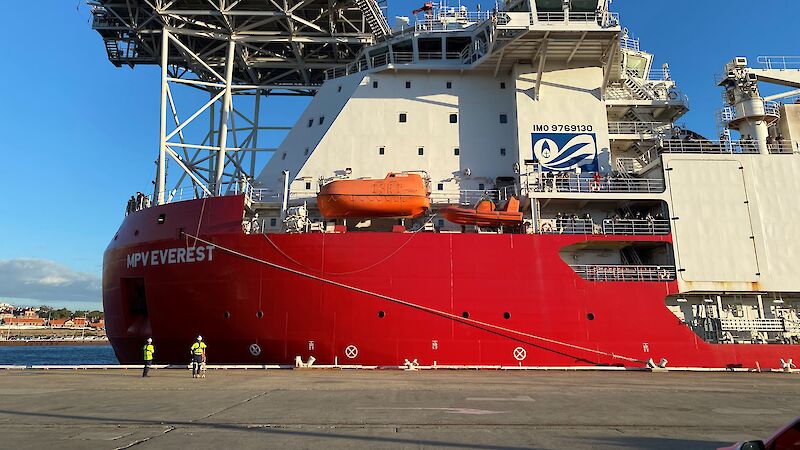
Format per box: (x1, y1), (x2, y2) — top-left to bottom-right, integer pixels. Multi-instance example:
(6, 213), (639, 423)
(0, 340), (110, 347)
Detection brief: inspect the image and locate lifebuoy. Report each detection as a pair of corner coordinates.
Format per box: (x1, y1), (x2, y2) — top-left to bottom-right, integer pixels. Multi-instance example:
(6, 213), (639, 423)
(589, 181), (601, 192)
(541, 222), (554, 233)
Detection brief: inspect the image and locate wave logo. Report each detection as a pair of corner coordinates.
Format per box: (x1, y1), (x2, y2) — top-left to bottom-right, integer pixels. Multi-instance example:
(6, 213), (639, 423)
(532, 133), (598, 172)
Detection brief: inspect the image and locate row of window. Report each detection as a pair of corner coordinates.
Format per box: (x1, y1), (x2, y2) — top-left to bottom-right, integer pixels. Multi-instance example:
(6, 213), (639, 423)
(306, 113), (509, 127)
(399, 113), (509, 124)
(367, 80), (508, 90)
(376, 147), (507, 156)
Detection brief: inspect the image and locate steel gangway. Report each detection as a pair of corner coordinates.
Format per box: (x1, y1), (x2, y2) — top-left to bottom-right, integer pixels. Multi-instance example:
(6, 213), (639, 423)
(355, 0), (390, 40)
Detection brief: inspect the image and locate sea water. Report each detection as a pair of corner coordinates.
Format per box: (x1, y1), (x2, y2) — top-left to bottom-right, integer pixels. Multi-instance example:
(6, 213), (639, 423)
(0, 345), (117, 365)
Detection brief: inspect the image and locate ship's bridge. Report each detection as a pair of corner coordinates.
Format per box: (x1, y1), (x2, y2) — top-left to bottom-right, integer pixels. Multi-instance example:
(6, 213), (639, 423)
(324, 0), (622, 82)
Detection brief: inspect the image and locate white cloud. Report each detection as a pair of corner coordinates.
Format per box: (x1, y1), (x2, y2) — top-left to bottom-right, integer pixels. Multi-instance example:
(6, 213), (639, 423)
(0, 259), (101, 306)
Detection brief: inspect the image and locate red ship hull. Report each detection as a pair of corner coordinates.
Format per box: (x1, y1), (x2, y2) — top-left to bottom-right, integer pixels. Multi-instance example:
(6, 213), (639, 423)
(103, 196), (800, 369)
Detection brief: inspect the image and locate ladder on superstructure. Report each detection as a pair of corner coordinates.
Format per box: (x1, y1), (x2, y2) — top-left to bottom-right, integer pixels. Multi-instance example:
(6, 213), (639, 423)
(355, 0), (391, 39)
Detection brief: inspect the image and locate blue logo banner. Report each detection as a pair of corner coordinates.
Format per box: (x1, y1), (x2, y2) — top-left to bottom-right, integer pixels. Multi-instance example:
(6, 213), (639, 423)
(532, 133), (599, 172)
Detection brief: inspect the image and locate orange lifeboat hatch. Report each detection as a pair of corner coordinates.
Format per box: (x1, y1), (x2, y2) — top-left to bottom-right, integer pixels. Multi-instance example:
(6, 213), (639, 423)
(442, 196), (523, 227)
(317, 173), (431, 219)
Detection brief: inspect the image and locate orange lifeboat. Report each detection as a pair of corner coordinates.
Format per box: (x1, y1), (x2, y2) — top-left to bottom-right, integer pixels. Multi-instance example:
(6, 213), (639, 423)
(317, 173), (430, 219)
(442, 196), (524, 227)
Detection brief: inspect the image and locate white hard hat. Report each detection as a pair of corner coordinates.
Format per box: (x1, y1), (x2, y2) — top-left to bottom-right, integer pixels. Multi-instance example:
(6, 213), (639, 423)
(197, 335), (203, 341)
(147, 338), (153, 343)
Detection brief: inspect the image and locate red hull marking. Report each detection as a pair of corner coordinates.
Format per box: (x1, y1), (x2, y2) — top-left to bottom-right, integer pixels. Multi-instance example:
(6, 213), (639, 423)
(103, 196), (800, 368)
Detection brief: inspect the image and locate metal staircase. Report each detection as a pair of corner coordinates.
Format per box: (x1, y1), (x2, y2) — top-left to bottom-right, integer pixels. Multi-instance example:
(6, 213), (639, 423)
(623, 70), (657, 100)
(104, 39), (120, 63)
(355, 0), (390, 40)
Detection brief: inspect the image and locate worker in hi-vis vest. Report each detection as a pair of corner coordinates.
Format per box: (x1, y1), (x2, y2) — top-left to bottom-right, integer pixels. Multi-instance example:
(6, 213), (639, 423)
(142, 338), (155, 377)
(190, 336), (207, 378)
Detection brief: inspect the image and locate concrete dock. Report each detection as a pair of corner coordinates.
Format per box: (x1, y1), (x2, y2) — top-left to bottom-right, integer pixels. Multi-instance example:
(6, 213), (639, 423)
(0, 369), (797, 449)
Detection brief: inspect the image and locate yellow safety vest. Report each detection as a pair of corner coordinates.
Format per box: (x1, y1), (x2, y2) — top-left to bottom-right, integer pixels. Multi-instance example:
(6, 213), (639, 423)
(191, 342), (207, 355)
(143, 344), (154, 361)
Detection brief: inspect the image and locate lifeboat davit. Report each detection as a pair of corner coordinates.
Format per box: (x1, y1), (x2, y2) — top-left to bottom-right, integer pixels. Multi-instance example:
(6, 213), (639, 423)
(317, 173), (430, 219)
(442, 196), (524, 227)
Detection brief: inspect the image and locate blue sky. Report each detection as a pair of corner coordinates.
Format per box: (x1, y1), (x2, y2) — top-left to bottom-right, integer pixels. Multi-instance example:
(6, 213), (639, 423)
(0, 0), (798, 309)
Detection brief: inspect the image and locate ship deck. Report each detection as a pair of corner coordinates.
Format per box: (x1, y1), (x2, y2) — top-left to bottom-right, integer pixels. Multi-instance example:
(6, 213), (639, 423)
(0, 369), (797, 449)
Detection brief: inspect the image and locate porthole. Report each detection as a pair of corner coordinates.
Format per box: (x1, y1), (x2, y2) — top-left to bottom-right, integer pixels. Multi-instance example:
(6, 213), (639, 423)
(224, 311), (231, 319)
(587, 313), (595, 321)
(462, 311), (470, 319)
(503, 312), (511, 320)
(256, 310), (264, 319)
(378, 311), (386, 318)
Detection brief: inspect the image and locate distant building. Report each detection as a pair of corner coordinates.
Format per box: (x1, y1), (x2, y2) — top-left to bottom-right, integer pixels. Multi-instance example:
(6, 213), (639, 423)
(89, 320), (106, 331)
(49, 319), (68, 328)
(0, 313), (13, 322)
(72, 317), (89, 328)
(22, 309), (39, 319)
(3, 317), (46, 327)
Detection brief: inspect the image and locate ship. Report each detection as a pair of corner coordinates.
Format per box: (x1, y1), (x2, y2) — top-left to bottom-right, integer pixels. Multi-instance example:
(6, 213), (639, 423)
(90, 0), (800, 369)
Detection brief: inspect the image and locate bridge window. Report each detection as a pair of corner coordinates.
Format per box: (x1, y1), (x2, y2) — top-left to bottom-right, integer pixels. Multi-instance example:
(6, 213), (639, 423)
(478, 183), (485, 190)
(418, 147), (424, 156)
(337, 85), (342, 92)
(305, 182), (312, 190)
(307, 119), (313, 127)
(270, 218), (277, 227)
(500, 148), (506, 156)
(437, 183), (444, 191)
(379, 147), (385, 155)
(372, 80), (378, 88)
(449, 113), (458, 123)
(446, 81), (452, 89)
(318, 116), (325, 125)
(405, 81), (411, 89)
(399, 113), (407, 123)
(304, 147), (309, 155)
(499, 114), (508, 124)
(454, 148), (460, 155)
(500, 82), (506, 89)
(281, 152), (286, 160)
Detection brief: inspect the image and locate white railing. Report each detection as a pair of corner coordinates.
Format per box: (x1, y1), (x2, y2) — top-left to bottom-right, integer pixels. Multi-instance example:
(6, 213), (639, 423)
(538, 219), (670, 235)
(620, 36), (639, 52)
(571, 265), (676, 282)
(414, 10), (492, 32)
(757, 56), (800, 70)
(533, 176), (664, 194)
(768, 141), (800, 154)
(720, 101), (781, 125)
(601, 219), (670, 235)
(535, 11), (618, 27)
(608, 121), (663, 135)
(660, 139), (761, 154)
(719, 318), (786, 332)
(539, 218), (594, 234)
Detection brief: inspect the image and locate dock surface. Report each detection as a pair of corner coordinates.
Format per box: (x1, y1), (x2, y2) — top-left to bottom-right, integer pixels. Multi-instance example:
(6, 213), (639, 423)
(0, 369), (797, 449)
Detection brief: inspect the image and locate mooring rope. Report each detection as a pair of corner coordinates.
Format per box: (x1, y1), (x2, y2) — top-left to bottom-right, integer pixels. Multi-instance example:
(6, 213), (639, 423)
(185, 232), (645, 365)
